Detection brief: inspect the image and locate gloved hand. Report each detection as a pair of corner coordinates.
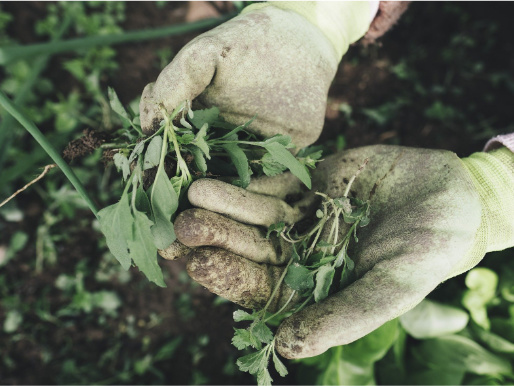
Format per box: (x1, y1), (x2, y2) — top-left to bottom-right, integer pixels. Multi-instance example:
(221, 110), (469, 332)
(139, 2), (375, 149)
(171, 144), (514, 359)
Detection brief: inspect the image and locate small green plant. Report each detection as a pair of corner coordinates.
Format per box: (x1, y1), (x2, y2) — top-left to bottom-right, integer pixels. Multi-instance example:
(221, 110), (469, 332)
(98, 89), (321, 286)
(232, 161), (371, 385)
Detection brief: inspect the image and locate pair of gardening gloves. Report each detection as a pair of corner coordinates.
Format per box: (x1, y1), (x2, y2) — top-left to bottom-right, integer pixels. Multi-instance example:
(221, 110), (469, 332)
(139, 2), (514, 359)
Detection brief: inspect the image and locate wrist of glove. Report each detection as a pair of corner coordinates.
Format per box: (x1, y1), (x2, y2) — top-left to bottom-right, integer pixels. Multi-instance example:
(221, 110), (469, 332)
(167, 144), (514, 359)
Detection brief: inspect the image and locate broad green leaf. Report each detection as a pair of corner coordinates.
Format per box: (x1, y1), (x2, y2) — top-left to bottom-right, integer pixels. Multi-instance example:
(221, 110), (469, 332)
(193, 123), (210, 159)
(285, 263), (314, 291)
(190, 107), (219, 129)
(128, 141), (145, 163)
(399, 299), (469, 339)
(263, 134), (292, 147)
(413, 334), (512, 376)
(261, 153), (287, 177)
(272, 351), (288, 377)
(237, 349), (268, 374)
(222, 143), (251, 188)
(128, 210), (165, 287)
(232, 328), (261, 350)
(190, 146), (207, 174)
(218, 116), (256, 140)
(143, 135), (162, 170)
(108, 87), (132, 127)
(257, 368), (273, 386)
(150, 171), (178, 250)
(263, 141), (311, 189)
(98, 192), (133, 270)
(233, 310), (255, 322)
(113, 153), (130, 181)
(314, 264), (335, 303)
(135, 185), (151, 216)
(252, 321), (274, 344)
(462, 268), (498, 330)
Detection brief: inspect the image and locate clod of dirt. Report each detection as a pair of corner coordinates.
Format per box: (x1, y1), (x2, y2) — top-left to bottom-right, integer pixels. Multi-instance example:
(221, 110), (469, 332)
(63, 129), (108, 162)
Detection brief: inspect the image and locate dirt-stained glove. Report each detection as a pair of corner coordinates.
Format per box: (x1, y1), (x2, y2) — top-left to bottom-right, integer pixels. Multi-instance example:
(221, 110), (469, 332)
(171, 144), (514, 359)
(139, 2), (375, 149)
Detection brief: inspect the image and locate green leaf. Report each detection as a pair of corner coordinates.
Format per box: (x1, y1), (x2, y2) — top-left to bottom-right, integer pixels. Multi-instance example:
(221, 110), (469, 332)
(128, 141), (145, 164)
(472, 325), (514, 353)
(233, 310), (256, 322)
(218, 116), (256, 140)
(98, 192), (133, 270)
(108, 87), (132, 128)
(190, 146), (207, 174)
(222, 143), (251, 188)
(272, 350), (288, 377)
(128, 210), (165, 287)
(143, 135), (162, 170)
(263, 141), (311, 189)
(150, 171), (178, 250)
(177, 133), (195, 145)
(237, 348), (268, 375)
(413, 334), (512, 376)
(263, 134), (292, 147)
(232, 328), (261, 350)
(113, 153), (130, 181)
(257, 368), (273, 386)
(252, 321), (274, 344)
(314, 264), (335, 303)
(135, 185), (151, 216)
(399, 299), (469, 339)
(285, 263), (314, 291)
(462, 268), (498, 330)
(193, 123), (210, 159)
(266, 222), (285, 239)
(261, 153), (287, 177)
(190, 107), (219, 129)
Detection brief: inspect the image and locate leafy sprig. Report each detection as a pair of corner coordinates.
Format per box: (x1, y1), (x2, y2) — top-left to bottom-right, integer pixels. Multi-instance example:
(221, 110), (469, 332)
(233, 160), (370, 385)
(98, 88), (321, 286)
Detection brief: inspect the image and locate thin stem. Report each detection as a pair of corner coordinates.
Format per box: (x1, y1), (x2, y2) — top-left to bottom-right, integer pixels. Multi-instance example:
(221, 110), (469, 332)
(0, 91), (99, 217)
(0, 14), (236, 65)
(262, 258), (294, 315)
(343, 158), (369, 198)
(264, 290), (297, 324)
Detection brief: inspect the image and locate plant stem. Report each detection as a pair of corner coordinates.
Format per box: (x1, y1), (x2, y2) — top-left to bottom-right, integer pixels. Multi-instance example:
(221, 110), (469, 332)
(262, 258), (294, 315)
(0, 14), (236, 65)
(0, 90), (99, 217)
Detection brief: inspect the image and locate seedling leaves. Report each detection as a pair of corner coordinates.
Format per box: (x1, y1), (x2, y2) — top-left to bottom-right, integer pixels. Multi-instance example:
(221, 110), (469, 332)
(191, 146), (207, 173)
(143, 135), (162, 170)
(261, 153), (287, 177)
(108, 87), (133, 128)
(257, 368), (273, 386)
(98, 192), (133, 270)
(285, 263), (314, 291)
(232, 328), (261, 350)
(222, 143), (251, 188)
(128, 141), (145, 164)
(150, 171), (178, 250)
(314, 264), (335, 303)
(233, 310), (256, 322)
(193, 123), (210, 159)
(237, 349), (269, 375)
(272, 351), (288, 377)
(263, 141), (311, 189)
(252, 321), (274, 344)
(190, 107), (219, 129)
(113, 153), (130, 181)
(128, 210), (165, 287)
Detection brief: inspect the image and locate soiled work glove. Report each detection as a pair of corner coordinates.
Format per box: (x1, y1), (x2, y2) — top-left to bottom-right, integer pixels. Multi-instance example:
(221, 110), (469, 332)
(172, 145), (514, 359)
(139, 2), (375, 149)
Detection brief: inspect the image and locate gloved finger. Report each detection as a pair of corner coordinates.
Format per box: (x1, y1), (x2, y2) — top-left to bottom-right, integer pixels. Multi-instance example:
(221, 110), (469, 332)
(139, 37), (219, 133)
(158, 240), (191, 261)
(274, 253), (450, 359)
(175, 208), (293, 265)
(187, 178), (317, 228)
(186, 246), (298, 311)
